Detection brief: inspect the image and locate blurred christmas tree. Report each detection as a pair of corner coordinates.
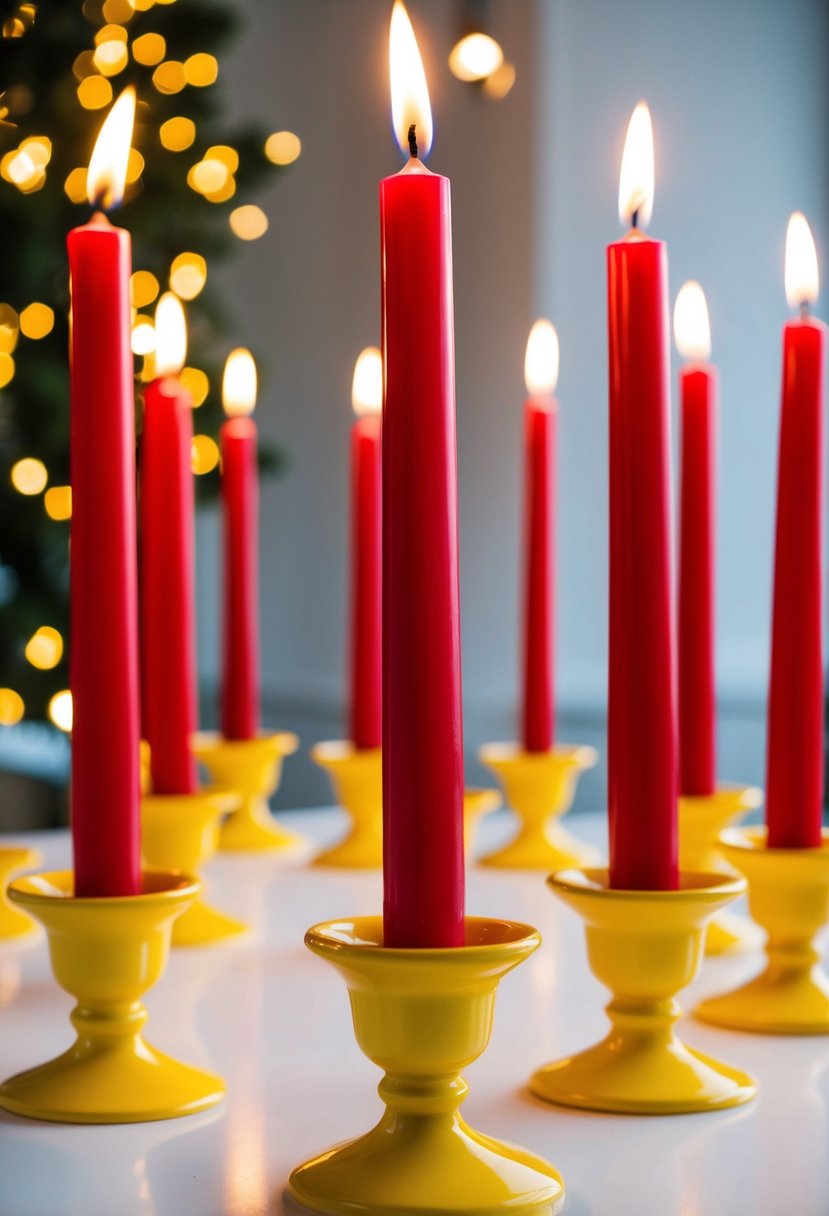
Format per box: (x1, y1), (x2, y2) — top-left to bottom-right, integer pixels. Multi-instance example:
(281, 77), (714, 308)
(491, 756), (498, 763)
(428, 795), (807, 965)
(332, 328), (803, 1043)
(0, 0), (296, 731)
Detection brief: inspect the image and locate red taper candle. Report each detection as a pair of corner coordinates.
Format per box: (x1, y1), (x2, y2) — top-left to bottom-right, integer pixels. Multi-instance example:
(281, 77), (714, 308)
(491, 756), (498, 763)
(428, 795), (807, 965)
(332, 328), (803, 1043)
(674, 281), (717, 796)
(220, 348), (261, 741)
(521, 320), (559, 753)
(140, 292), (198, 795)
(766, 212), (826, 849)
(607, 102), (678, 890)
(349, 347), (382, 750)
(381, 2), (464, 947)
(68, 88), (141, 896)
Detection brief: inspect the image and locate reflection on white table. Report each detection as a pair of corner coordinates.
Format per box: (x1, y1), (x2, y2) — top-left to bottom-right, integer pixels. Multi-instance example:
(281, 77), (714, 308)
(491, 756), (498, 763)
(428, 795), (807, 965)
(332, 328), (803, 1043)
(0, 808), (827, 1216)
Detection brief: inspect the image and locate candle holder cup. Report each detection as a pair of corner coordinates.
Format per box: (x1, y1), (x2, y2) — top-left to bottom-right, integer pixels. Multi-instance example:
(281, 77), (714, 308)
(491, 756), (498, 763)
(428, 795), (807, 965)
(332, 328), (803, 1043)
(679, 785), (763, 954)
(478, 743), (599, 868)
(287, 916), (565, 1216)
(311, 742), (501, 867)
(529, 868), (756, 1114)
(695, 827), (829, 1034)
(0, 846), (40, 940)
(141, 787), (248, 946)
(0, 869), (225, 1123)
(193, 731), (302, 853)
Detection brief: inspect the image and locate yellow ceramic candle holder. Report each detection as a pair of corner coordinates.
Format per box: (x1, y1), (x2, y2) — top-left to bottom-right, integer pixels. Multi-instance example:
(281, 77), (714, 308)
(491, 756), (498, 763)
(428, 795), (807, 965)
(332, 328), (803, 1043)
(0, 869), (225, 1123)
(695, 826), (829, 1034)
(478, 742), (599, 868)
(287, 916), (565, 1216)
(679, 785), (763, 955)
(311, 742), (501, 867)
(529, 868), (757, 1114)
(141, 787), (248, 947)
(0, 846), (40, 939)
(193, 730), (302, 853)
(310, 741), (382, 867)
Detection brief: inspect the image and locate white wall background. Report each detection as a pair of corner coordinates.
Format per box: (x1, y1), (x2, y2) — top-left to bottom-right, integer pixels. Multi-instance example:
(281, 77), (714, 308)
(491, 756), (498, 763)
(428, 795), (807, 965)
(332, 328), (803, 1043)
(197, 0), (829, 808)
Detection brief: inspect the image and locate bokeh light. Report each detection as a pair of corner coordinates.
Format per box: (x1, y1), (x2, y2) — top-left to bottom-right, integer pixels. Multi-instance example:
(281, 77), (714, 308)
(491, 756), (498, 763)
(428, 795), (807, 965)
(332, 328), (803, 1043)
(44, 485), (72, 521)
(0, 352), (15, 387)
(130, 269), (160, 309)
(131, 316), (155, 355)
(265, 130), (301, 165)
(78, 75), (113, 110)
(159, 116), (195, 151)
(133, 32), (165, 65)
(169, 252), (207, 300)
(229, 204), (268, 240)
(25, 626), (64, 670)
(184, 52), (218, 87)
(0, 689), (24, 726)
(180, 366), (208, 406)
(191, 433), (220, 474)
(152, 60), (186, 94)
(11, 457), (47, 495)
(48, 690), (73, 733)
(19, 302), (55, 339)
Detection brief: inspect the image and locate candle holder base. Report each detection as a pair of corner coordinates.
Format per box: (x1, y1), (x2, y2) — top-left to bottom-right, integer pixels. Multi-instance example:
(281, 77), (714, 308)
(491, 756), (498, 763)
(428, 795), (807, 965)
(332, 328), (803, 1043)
(0, 847), (40, 939)
(0, 869), (225, 1123)
(529, 868), (756, 1114)
(311, 743), (501, 868)
(695, 828), (829, 1034)
(477, 743), (598, 869)
(679, 785), (763, 955)
(193, 731), (302, 853)
(287, 916), (565, 1216)
(141, 788), (248, 947)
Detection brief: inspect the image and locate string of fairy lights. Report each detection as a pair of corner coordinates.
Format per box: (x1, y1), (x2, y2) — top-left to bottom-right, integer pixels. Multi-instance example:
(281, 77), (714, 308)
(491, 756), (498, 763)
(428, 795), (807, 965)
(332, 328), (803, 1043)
(0, 0), (301, 734)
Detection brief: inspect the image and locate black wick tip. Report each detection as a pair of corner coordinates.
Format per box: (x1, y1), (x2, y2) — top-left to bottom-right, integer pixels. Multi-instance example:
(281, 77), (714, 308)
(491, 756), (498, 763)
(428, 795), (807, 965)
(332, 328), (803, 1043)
(800, 299), (811, 319)
(408, 124), (418, 159)
(631, 208), (639, 230)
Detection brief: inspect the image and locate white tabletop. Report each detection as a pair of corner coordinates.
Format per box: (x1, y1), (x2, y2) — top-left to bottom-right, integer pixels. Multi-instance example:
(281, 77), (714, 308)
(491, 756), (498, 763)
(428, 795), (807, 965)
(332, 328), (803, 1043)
(0, 807), (826, 1216)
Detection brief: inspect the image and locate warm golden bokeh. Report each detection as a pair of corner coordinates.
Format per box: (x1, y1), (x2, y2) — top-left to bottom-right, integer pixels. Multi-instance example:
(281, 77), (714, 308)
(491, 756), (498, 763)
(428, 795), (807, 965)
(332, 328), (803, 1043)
(25, 626), (64, 671)
(265, 130), (301, 165)
(159, 115), (195, 151)
(48, 690), (73, 733)
(130, 269), (160, 309)
(169, 252), (207, 300)
(20, 302), (55, 340)
(152, 60), (186, 94)
(184, 52), (218, 87)
(0, 688), (24, 727)
(11, 457), (47, 496)
(191, 433), (220, 474)
(229, 204), (268, 240)
(44, 485), (72, 521)
(78, 75), (113, 110)
(133, 31), (165, 65)
(180, 366), (209, 407)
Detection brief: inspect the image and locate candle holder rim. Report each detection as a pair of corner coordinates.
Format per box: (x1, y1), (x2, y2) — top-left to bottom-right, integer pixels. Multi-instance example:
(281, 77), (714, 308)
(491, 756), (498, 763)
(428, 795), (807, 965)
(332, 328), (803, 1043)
(548, 866), (746, 901)
(191, 729), (299, 756)
(140, 785), (239, 813)
(306, 914), (541, 959)
(0, 844), (40, 868)
(719, 825), (829, 858)
(310, 739), (382, 763)
(479, 741), (599, 765)
(679, 783), (763, 809)
(7, 867), (200, 908)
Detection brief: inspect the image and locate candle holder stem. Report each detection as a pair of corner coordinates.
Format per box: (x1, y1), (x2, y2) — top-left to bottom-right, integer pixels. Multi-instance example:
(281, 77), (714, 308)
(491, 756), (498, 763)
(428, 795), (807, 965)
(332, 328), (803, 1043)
(287, 917), (564, 1216)
(529, 868), (756, 1114)
(478, 743), (598, 868)
(678, 785), (763, 954)
(193, 731), (302, 853)
(695, 827), (829, 1033)
(0, 870), (224, 1123)
(141, 788), (248, 946)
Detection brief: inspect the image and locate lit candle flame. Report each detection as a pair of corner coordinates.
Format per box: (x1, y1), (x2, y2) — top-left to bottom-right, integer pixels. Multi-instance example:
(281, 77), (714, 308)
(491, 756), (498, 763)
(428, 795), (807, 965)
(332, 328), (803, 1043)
(389, 1), (433, 159)
(785, 211), (819, 310)
(352, 346), (383, 417)
(524, 320), (559, 396)
(673, 281), (711, 361)
(223, 348), (257, 417)
(618, 101), (654, 230)
(154, 292), (187, 377)
(86, 86), (136, 211)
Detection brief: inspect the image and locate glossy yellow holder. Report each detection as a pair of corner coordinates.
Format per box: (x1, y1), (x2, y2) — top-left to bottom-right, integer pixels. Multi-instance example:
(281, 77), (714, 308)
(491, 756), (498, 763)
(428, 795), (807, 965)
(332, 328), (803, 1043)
(0, 869), (225, 1123)
(193, 730), (302, 853)
(0, 846), (40, 939)
(141, 787), (248, 947)
(311, 742), (500, 867)
(679, 785), (763, 955)
(529, 868), (757, 1114)
(478, 742), (599, 868)
(696, 827), (829, 1034)
(287, 916), (565, 1216)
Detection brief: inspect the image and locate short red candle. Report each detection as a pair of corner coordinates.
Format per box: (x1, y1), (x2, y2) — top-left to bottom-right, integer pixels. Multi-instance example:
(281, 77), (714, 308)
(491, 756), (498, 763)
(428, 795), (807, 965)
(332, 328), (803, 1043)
(520, 320), (559, 753)
(140, 294), (198, 795)
(675, 282), (717, 796)
(349, 348), (382, 750)
(220, 348), (261, 741)
(68, 89), (141, 897)
(766, 213), (826, 849)
(381, 4), (464, 947)
(607, 104), (678, 890)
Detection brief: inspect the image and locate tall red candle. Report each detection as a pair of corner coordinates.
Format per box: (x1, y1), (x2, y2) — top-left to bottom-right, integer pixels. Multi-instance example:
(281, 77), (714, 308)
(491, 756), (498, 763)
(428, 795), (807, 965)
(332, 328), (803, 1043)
(766, 213), (826, 849)
(607, 102), (678, 890)
(674, 282), (717, 796)
(521, 320), (559, 753)
(68, 88), (141, 897)
(381, 2), (464, 947)
(349, 348), (382, 750)
(220, 348), (261, 741)
(140, 292), (198, 795)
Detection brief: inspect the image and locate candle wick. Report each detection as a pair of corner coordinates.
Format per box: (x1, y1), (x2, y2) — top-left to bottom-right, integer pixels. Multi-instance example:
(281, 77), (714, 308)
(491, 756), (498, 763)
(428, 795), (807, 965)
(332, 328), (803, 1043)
(408, 124), (418, 159)
(800, 300), (811, 319)
(631, 208), (639, 230)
